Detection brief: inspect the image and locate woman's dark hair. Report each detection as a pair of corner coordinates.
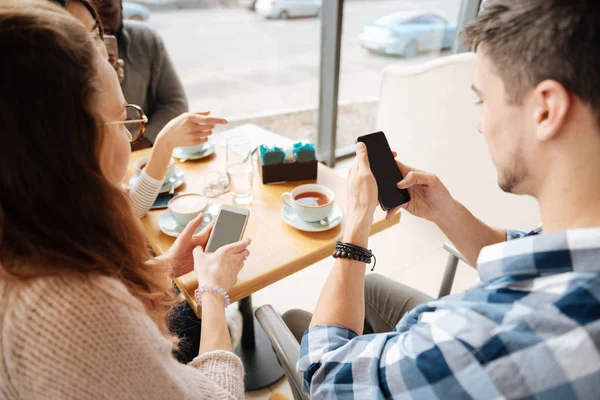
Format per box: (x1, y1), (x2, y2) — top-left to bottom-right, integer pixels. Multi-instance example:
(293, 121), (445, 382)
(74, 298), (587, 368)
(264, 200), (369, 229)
(0, 0), (176, 340)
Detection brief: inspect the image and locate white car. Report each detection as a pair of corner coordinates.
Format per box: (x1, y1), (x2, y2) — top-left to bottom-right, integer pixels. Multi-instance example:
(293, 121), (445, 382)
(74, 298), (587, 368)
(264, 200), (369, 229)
(255, 0), (320, 19)
(123, 2), (151, 21)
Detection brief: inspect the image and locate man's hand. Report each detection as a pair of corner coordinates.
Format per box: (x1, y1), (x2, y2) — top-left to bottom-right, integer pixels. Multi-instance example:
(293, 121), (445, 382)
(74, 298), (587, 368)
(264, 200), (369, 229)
(385, 159), (456, 224)
(114, 58), (125, 83)
(344, 142), (379, 246)
(161, 213), (214, 277)
(106, 53), (125, 83)
(310, 142), (375, 333)
(384, 158), (507, 266)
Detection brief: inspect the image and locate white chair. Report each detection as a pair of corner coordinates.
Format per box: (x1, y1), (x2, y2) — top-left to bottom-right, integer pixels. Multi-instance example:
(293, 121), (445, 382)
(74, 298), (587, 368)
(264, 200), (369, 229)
(377, 52), (540, 232)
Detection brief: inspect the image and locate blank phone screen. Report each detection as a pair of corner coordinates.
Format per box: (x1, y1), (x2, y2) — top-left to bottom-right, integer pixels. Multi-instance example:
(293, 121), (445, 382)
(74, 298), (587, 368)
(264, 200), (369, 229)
(206, 210), (247, 253)
(358, 131), (410, 210)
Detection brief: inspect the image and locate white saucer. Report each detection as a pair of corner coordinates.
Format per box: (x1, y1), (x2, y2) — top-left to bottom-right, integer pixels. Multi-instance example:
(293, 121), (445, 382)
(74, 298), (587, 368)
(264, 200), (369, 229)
(129, 167), (185, 194)
(158, 202), (221, 238)
(281, 204), (343, 232)
(173, 143), (215, 161)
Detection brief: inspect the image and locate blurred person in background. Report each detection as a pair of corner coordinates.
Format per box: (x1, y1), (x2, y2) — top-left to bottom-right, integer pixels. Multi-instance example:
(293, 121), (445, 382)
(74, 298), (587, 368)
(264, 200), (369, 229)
(93, 0), (191, 150)
(52, 0), (227, 219)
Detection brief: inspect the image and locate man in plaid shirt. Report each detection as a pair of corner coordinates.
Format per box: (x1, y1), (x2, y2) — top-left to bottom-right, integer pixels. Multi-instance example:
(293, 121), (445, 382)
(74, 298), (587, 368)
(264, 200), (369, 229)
(283, 0), (600, 398)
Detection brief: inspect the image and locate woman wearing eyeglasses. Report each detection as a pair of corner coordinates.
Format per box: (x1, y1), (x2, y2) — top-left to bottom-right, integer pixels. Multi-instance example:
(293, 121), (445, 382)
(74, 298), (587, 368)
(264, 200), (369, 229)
(53, 0), (228, 218)
(0, 1), (249, 399)
(49, 0), (242, 366)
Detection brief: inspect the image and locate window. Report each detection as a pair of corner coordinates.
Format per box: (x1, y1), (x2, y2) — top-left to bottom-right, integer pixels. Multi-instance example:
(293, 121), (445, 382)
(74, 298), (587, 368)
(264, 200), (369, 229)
(333, 0), (467, 157)
(137, 0), (481, 166)
(147, 2), (321, 147)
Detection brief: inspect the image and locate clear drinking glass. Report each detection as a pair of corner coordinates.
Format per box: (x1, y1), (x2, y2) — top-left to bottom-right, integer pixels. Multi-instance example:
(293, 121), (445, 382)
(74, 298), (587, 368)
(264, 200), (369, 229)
(226, 137), (254, 205)
(203, 172), (230, 198)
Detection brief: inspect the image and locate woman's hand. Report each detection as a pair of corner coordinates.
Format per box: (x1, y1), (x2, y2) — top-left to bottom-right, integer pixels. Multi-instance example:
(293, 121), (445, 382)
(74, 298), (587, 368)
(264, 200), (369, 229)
(146, 112), (227, 182)
(156, 111), (228, 151)
(385, 159), (456, 224)
(343, 142), (379, 246)
(160, 213), (214, 277)
(193, 238), (251, 292)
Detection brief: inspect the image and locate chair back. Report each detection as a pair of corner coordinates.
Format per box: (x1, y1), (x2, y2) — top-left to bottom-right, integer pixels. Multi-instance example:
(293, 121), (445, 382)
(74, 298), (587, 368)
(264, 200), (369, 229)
(376, 53), (540, 230)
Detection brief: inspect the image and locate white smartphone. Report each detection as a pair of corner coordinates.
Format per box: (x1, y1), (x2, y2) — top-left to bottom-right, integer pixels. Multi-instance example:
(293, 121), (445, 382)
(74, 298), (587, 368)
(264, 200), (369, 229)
(205, 205), (250, 253)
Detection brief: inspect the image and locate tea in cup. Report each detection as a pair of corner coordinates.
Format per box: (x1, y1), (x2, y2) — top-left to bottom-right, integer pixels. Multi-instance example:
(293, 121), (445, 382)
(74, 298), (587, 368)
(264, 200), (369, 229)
(281, 184), (334, 222)
(168, 194), (208, 226)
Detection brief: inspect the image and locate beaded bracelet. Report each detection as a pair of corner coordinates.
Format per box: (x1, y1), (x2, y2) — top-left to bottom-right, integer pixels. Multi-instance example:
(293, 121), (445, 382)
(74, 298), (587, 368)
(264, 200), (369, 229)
(332, 241), (377, 271)
(194, 284), (231, 308)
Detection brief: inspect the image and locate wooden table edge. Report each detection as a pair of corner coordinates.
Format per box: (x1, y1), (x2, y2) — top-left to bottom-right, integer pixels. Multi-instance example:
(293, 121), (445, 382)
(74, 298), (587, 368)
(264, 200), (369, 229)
(174, 211), (401, 318)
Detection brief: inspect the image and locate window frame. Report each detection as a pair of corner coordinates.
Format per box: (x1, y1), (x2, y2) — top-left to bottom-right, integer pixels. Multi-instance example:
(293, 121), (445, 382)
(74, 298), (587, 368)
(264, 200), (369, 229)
(317, 0), (483, 166)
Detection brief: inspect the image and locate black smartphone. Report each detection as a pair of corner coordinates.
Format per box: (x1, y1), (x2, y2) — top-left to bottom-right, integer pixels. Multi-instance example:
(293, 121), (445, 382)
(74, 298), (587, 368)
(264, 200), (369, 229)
(356, 131), (410, 211)
(150, 193), (179, 210)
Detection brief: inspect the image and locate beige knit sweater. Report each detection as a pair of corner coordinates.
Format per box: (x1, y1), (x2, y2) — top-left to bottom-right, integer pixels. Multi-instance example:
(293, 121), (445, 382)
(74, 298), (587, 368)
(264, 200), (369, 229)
(0, 274), (245, 399)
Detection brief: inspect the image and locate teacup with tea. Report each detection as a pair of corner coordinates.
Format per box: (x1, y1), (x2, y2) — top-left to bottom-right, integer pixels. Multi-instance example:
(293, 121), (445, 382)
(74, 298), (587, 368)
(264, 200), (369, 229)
(281, 184), (334, 222)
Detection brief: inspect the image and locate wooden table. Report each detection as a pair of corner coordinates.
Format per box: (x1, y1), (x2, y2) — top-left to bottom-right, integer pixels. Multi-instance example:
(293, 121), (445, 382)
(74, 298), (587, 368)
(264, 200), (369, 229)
(128, 141), (400, 389)
(130, 148), (399, 313)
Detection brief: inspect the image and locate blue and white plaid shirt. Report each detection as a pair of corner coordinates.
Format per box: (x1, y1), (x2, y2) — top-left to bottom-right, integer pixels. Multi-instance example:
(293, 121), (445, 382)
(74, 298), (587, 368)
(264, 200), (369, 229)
(298, 227), (600, 399)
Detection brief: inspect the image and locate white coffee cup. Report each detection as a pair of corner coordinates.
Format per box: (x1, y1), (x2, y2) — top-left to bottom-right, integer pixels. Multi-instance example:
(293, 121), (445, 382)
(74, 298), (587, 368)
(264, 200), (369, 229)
(168, 193), (208, 226)
(135, 156), (177, 182)
(281, 184), (334, 223)
(178, 142), (210, 155)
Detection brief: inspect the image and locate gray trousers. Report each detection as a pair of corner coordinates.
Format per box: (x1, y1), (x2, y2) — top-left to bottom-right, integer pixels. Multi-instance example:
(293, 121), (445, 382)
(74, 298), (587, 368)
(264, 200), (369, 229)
(282, 273), (433, 343)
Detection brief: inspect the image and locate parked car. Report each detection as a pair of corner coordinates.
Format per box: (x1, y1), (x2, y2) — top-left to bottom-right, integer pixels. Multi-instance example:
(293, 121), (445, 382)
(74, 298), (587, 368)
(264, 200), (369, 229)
(240, 0), (257, 10)
(255, 0), (320, 19)
(123, 2), (151, 21)
(359, 10), (457, 57)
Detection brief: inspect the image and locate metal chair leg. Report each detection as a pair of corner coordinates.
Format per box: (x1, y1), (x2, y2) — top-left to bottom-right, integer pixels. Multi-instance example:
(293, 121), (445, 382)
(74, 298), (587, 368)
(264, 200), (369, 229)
(438, 253), (459, 298)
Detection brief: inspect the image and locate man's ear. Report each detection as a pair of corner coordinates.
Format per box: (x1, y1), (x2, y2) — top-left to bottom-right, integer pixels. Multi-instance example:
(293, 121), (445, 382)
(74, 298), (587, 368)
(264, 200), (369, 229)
(533, 80), (570, 142)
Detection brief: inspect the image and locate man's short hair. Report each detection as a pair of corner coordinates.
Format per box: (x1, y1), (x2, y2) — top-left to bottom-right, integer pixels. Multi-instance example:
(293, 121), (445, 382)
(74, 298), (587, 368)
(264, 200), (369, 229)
(462, 0), (600, 128)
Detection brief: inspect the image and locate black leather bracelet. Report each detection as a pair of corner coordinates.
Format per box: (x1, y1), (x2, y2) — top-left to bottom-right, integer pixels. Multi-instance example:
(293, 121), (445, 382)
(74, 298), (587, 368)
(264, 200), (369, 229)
(332, 241), (377, 271)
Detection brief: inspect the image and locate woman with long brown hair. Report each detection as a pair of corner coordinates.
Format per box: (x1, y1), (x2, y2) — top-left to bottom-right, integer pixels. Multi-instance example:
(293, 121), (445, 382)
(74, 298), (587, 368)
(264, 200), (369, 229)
(0, 1), (249, 398)
(49, 0), (244, 362)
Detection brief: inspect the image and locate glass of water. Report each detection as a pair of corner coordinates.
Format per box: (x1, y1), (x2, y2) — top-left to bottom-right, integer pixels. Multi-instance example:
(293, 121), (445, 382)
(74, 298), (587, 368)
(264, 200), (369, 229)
(226, 137), (254, 205)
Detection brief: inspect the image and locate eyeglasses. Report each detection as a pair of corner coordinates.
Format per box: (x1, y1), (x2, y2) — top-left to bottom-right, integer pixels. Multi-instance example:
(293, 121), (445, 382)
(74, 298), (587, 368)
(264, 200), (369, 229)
(106, 104), (148, 143)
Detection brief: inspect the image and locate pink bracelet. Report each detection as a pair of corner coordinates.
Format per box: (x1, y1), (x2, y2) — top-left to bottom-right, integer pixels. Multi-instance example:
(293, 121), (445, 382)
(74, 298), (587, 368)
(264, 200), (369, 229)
(194, 284), (231, 308)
